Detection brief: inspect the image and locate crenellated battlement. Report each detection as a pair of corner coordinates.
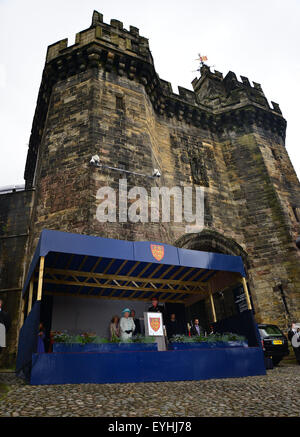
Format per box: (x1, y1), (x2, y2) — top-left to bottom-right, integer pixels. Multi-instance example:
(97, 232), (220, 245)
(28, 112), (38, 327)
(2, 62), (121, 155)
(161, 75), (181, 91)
(44, 11), (283, 120)
(24, 11), (287, 188)
(46, 10), (152, 64)
(192, 64), (282, 114)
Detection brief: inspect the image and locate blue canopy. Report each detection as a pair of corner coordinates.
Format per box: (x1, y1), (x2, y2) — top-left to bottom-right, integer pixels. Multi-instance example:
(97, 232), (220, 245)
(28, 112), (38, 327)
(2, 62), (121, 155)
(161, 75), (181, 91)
(22, 229), (246, 303)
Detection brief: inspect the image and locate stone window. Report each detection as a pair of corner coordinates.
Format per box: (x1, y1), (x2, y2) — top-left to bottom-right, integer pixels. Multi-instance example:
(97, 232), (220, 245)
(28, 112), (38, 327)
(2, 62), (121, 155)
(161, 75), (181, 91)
(292, 206), (300, 223)
(273, 284), (290, 315)
(116, 95), (125, 111)
(190, 155), (209, 187)
(271, 148), (278, 160)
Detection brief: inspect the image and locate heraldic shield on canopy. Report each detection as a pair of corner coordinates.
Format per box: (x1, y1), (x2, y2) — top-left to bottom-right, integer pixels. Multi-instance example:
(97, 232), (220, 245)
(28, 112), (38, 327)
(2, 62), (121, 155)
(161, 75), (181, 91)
(150, 244), (164, 261)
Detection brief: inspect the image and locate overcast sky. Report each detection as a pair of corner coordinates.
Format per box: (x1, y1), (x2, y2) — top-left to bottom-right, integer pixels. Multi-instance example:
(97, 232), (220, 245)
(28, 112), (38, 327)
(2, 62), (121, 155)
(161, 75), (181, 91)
(0, 0), (299, 187)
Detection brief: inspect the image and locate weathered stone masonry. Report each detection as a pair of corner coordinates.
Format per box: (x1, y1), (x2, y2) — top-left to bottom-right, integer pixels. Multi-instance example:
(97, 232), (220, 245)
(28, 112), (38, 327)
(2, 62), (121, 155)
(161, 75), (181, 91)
(1, 10), (300, 366)
(0, 189), (34, 366)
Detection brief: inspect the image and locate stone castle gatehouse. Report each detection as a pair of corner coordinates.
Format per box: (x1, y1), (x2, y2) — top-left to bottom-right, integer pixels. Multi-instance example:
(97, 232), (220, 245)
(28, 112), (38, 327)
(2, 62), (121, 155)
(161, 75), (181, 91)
(1, 11), (300, 366)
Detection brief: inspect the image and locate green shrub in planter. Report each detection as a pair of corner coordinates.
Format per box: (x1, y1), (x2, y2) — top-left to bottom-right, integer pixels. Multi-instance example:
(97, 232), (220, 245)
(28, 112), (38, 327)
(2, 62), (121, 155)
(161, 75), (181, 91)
(191, 335), (209, 343)
(217, 332), (246, 343)
(169, 332), (247, 344)
(169, 334), (194, 343)
(51, 331), (72, 343)
(73, 333), (97, 344)
(129, 334), (156, 343)
(110, 332), (121, 343)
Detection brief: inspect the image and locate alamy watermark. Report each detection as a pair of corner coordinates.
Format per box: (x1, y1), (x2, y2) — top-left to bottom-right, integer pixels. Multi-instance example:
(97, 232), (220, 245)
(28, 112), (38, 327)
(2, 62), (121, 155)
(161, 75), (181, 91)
(96, 179), (205, 233)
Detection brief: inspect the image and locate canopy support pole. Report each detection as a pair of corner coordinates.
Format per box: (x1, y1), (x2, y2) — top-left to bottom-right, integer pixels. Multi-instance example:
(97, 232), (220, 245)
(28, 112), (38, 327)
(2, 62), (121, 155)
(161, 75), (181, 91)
(209, 283), (217, 323)
(27, 278), (34, 315)
(37, 256), (45, 301)
(242, 277), (252, 310)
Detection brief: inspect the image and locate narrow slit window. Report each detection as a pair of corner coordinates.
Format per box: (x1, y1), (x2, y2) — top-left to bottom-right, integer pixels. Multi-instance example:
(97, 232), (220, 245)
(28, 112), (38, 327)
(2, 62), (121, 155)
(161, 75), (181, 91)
(292, 206), (300, 222)
(116, 95), (125, 110)
(278, 285), (290, 315)
(271, 148), (278, 160)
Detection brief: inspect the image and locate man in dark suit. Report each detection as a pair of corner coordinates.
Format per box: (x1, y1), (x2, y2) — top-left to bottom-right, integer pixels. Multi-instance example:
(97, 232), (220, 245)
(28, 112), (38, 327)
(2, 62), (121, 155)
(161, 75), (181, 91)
(190, 318), (203, 336)
(148, 297), (166, 319)
(131, 309), (141, 335)
(166, 313), (181, 339)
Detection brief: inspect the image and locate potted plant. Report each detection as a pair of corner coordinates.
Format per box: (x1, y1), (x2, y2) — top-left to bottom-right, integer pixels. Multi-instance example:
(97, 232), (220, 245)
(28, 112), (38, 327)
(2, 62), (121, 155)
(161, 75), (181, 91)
(168, 333), (247, 350)
(167, 334), (205, 350)
(220, 333), (248, 347)
(52, 331), (158, 353)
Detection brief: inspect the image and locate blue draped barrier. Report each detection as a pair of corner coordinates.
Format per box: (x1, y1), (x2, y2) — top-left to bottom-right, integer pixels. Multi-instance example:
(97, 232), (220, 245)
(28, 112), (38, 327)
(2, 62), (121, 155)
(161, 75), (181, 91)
(30, 347), (266, 385)
(15, 301), (40, 381)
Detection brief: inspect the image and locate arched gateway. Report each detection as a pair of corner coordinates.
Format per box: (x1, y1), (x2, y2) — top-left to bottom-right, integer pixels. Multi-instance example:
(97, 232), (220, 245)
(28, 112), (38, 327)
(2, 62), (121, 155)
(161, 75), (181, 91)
(175, 229), (252, 328)
(175, 229), (249, 263)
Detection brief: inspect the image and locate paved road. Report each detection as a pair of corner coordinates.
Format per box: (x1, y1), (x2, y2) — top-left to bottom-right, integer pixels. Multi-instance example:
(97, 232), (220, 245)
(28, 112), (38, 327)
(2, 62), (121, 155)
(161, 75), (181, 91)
(0, 364), (299, 417)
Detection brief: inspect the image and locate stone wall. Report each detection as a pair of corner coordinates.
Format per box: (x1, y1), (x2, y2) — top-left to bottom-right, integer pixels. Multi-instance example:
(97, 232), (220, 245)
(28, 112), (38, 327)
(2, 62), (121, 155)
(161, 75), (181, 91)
(219, 129), (300, 326)
(0, 189), (34, 366)
(1, 10), (299, 367)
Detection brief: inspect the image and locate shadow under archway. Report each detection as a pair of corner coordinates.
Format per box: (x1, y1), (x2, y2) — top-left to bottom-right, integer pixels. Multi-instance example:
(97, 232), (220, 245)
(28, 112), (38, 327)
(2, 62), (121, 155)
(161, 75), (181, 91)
(174, 228), (250, 271)
(174, 229), (252, 331)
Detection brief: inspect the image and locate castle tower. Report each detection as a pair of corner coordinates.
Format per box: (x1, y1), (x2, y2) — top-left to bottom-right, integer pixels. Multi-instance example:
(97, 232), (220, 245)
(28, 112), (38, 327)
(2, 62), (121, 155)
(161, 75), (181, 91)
(1, 10), (300, 366)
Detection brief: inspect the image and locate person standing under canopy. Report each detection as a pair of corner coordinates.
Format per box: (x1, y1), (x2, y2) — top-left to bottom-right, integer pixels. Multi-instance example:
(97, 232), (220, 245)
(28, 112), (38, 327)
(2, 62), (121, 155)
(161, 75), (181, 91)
(148, 297), (166, 322)
(130, 309), (141, 336)
(120, 308), (135, 341)
(190, 318), (203, 336)
(110, 315), (120, 341)
(166, 313), (181, 339)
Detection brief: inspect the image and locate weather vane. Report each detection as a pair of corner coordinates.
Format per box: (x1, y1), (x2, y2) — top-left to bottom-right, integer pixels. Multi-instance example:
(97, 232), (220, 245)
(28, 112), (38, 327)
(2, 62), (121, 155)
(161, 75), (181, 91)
(196, 54), (208, 66)
(193, 54), (209, 75)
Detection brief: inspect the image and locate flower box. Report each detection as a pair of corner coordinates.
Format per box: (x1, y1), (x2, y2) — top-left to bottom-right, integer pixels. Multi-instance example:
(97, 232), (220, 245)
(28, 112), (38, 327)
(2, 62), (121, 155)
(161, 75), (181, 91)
(168, 341), (248, 351)
(53, 342), (158, 353)
(227, 341), (248, 348)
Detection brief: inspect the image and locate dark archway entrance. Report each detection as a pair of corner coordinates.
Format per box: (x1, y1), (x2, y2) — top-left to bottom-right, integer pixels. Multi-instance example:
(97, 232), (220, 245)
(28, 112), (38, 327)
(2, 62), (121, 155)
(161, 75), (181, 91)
(175, 229), (249, 269)
(174, 229), (252, 331)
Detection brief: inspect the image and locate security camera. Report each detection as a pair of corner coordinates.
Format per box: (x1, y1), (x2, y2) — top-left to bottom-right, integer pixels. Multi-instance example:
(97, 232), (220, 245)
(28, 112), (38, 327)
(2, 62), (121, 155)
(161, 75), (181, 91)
(152, 168), (161, 178)
(90, 155), (100, 165)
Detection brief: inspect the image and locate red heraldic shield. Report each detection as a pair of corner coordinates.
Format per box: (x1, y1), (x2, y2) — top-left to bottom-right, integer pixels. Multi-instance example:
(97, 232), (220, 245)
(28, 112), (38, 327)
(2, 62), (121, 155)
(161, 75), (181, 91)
(150, 244), (164, 261)
(150, 317), (161, 332)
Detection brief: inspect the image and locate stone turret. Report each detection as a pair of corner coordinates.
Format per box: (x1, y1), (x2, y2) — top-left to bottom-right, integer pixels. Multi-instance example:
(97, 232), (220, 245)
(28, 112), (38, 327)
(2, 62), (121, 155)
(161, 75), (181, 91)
(46, 10), (153, 64)
(24, 11), (154, 189)
(192, 64), (280, 113)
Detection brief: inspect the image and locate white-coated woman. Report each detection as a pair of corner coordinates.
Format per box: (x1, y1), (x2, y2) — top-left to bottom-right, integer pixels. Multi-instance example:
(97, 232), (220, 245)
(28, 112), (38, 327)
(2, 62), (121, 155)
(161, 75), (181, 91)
(119, 308), (135, 341)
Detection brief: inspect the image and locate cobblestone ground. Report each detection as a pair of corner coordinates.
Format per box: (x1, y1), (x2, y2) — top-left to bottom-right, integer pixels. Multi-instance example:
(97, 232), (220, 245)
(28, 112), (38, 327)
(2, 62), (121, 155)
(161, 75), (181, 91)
(0, 364), (299, 417)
